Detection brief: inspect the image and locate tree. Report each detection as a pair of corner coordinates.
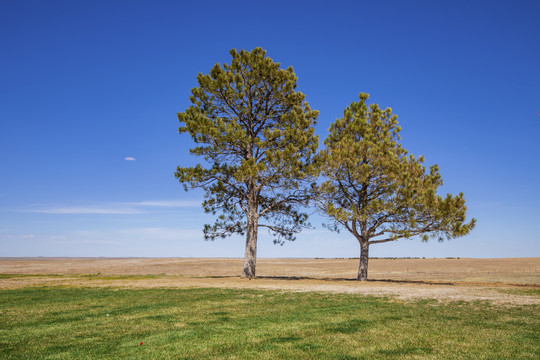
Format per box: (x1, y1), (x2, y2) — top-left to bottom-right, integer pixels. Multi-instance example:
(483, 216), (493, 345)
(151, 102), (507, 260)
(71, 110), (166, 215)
(316, 93), (476, 281)
(176, 48), (319, 279)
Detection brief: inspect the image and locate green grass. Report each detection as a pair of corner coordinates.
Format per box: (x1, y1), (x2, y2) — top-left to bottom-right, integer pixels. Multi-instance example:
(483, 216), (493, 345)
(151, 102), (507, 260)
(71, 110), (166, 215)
(494, 288), (540, 296)
(0, 287), (538, 359)
(0, 273), (168, 280)
(0, 274), (66, 279)
(77, 274), (169, 280)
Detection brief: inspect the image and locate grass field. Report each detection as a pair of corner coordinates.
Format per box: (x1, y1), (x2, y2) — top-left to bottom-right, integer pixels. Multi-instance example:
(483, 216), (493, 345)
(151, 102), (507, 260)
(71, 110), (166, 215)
(1, 287), (539, 359)
(1, 258), (539, 359)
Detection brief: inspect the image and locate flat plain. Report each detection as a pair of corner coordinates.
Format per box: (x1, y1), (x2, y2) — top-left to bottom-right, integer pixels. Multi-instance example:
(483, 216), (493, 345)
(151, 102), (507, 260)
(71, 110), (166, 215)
(1, 257), (539, 359)
(1, 257), (538, 304)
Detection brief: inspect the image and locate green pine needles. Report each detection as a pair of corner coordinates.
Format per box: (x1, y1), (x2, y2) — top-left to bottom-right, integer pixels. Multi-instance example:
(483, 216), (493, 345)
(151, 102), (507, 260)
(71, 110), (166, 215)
(177, 49), (476, 280)
(316, 93), (476, 280)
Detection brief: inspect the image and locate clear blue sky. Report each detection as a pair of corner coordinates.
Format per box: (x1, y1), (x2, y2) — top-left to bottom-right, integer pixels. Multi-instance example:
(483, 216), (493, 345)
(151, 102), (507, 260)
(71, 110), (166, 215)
(1, 0), (539, 258)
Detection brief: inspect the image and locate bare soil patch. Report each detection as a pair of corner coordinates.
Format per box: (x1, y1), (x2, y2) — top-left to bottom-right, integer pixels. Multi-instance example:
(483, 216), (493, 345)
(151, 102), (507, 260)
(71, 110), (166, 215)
(1, 257), (539, 305)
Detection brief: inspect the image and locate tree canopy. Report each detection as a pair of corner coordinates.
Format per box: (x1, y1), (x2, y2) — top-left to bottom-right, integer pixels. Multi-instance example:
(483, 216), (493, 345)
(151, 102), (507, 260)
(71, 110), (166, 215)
(176, 48), (319, 278)
(316, 93), (476, 280)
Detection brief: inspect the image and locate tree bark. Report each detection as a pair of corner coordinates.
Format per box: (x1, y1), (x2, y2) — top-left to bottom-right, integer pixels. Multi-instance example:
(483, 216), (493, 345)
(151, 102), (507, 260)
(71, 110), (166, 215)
(242, 189), (258, 279)
(357, 241), (369, 281)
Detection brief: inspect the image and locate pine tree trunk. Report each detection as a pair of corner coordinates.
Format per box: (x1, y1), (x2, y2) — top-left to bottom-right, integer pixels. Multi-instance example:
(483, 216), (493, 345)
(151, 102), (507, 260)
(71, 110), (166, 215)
(357, 241), (369, 281)
(242, 190), (258, 279)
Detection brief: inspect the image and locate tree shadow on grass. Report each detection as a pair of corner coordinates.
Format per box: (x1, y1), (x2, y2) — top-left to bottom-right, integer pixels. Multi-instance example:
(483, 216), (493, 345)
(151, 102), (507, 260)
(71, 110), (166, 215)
(204, 275), (456, 286)
(183, 274), (538, 288)
(259, 275), (455, 286)
(194, 275), (456, 286)
(369, 278), (455, 286)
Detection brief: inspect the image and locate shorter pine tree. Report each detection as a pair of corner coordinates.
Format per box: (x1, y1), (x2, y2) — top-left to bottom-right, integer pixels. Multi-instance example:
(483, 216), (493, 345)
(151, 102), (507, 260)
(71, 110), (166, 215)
(316, 93), (476, 280)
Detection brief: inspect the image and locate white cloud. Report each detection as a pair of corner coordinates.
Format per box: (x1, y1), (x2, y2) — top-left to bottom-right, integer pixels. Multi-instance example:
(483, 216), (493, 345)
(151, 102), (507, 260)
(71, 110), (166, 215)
(30, 206), (142, 215)
(71, 227), (202, 244)
(128, 200), (201, 207)
(49, 238), (122, 245)
(117, 227), (203, 241)
(124, 157), (136, 161)
(8, 234), (35, 239)
(21, 199), (200, 215)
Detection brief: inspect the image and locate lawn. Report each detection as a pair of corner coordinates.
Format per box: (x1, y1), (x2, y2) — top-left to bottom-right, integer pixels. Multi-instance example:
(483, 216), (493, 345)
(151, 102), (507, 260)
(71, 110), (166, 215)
(0, 287), (538, 359)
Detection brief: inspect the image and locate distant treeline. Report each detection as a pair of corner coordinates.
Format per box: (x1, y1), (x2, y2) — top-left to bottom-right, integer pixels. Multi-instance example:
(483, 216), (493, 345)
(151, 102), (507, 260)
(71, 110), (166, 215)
(314, 257), (462, 260)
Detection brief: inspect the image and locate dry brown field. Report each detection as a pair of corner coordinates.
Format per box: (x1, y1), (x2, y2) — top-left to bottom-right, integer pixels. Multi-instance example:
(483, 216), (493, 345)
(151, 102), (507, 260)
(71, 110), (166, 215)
(1, 257), (539, 305)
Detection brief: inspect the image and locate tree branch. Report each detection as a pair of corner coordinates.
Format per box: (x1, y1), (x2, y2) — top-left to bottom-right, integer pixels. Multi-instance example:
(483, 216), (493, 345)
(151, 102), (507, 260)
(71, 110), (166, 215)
(368, 238), (397, 245)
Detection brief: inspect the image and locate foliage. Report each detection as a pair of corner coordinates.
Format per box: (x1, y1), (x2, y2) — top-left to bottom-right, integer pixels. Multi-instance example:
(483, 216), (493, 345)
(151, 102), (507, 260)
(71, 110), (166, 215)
(317, 93), (476, 279)
(175, 48), (319, 246)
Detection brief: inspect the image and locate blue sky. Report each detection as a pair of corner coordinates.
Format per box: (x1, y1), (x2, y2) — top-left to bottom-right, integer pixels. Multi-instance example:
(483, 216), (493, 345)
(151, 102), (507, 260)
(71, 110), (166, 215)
(1, 0), (539, 258)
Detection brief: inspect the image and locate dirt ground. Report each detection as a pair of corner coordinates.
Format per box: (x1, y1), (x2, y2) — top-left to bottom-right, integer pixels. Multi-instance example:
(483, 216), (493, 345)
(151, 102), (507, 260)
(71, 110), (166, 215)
(1, 257), (539, 305)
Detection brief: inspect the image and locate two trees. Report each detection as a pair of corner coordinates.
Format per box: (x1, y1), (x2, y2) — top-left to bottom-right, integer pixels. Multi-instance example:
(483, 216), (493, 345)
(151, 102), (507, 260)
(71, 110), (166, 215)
(176, 48), (475, 280)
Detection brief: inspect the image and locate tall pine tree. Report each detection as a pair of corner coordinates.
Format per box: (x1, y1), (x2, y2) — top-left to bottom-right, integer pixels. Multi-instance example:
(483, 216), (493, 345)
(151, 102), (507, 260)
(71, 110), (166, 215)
(176, 48), (319, 278)
(317, 93), (476, 280)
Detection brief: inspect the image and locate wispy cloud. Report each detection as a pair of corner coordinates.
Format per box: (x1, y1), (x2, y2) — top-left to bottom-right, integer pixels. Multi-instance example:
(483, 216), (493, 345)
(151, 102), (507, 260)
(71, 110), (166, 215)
(124, 157), (136, 161)
(21, 200), (200, 215)
(116, 227), (203, 242)
(62, 227), (201, 244)
(49, 238), (123, 245)
(7, 234), (35, 239)
(128, 200), (201, 207)
(30, 206), (143, 215)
